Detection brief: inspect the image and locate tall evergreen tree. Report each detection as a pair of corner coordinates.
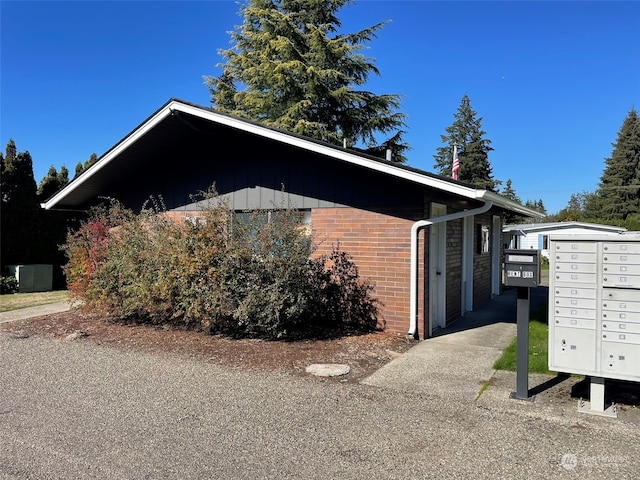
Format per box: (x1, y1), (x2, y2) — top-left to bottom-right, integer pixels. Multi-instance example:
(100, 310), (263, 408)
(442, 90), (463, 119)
(433, 95), (500, 191)
(1, 139), (40, 266)
(501, 179), (522, 224)
(591, 107), (640, 224)
(524, 199), (547, 216)
(38, 165), (69, 201)
(205, 0), (409, 161)
(73, 153), (98, 179)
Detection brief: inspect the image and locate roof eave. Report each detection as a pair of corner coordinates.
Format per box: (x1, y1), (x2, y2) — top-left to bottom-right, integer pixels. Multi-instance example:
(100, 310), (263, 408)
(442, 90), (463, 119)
(477, 191), (545, 218)
(42, 99), (542, 218)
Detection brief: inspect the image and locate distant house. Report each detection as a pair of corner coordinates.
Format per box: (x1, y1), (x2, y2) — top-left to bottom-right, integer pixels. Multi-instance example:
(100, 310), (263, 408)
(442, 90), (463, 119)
(42, 98), (542, 338)
(503, 222), (627, 259)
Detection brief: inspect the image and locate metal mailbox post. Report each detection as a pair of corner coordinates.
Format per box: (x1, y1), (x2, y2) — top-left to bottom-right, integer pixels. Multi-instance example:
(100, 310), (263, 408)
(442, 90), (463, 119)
(504, 249), (541, 401)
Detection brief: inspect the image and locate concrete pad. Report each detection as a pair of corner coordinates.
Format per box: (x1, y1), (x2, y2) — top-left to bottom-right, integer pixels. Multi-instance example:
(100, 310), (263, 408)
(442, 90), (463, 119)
(362, 339), (505, 401)
(0, 301), (72, 324)
(429, 322), (516, 349)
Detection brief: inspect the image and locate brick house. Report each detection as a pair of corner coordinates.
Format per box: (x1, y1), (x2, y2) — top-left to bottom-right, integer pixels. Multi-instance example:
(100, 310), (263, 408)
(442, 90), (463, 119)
(42, 98), (543, 339)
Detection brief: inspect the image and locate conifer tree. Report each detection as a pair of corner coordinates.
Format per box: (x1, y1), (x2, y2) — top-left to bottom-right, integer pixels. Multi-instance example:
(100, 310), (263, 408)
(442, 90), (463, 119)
(433, 95), (500, 191)
(37, 165), (70, 201)
(205, 0), (409, 161)
(1, 139), (40, 265)
(74, 153), (98, 179)
(591, 107), (640, 224)
(501, 179), (521, 224)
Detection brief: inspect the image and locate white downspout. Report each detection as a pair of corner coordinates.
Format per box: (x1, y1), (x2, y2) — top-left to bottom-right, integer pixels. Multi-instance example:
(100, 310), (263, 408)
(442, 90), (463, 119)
(408, 201), (493, 338)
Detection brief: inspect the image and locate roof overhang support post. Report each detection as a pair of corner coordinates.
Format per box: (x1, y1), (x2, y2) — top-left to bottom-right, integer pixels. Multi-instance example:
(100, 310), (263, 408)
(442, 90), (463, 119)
(408, 201), (493, 339)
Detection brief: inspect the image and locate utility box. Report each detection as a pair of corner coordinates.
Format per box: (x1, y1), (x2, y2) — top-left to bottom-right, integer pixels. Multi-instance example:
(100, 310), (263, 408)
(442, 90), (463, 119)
(548, 234), (640, 382)
(504, 249), (541, 288)
(6, 264), (53, 293)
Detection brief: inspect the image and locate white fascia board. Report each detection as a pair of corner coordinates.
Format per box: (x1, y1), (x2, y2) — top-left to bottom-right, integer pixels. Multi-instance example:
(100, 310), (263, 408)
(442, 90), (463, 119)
(477, 190), (545, 218)
(42, 99), (534, 214)
(41, 105), (175, 210)
(172, 102), (481, 201)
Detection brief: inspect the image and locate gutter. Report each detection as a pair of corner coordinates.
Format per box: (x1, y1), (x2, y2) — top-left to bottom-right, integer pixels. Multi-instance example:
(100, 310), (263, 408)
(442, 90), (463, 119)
(408, 201), (493, 338)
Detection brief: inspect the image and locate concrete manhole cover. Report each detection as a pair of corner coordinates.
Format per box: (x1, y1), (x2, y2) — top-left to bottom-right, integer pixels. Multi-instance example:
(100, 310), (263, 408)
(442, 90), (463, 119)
(305, 363), (351, 377)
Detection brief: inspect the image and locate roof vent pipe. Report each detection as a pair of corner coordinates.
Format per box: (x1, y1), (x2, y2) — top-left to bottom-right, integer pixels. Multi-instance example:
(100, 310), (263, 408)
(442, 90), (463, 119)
(408, 201), (493, 338)
(386, 149), (392, 161)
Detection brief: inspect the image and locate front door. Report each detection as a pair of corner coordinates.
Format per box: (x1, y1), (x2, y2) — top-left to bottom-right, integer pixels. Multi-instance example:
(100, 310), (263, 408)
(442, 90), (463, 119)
(429, 203), (447, 337)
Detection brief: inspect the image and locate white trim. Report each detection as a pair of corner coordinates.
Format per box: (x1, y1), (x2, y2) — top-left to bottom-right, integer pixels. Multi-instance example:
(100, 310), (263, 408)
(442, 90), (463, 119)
(41, 106), (174, 210)
(462, 216), (474, 314)
(428, 203), (447, 337)
(491, 215), (501, 297)
(409, 201), (493, 338)
(43, 99), (545, 219)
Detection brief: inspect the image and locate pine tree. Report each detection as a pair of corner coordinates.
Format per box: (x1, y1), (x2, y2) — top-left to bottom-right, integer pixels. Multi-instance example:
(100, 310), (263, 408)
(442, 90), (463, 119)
(592, 107), (640, 224)
(205, 0), (409, 161)
(524, 199), (547, 216)
(501, 179), (522, 224)
(74, 153), (98, 179)
(433, 95), (500, 191)
(1, 139), (40, 266)
(37, 165), (70, 201)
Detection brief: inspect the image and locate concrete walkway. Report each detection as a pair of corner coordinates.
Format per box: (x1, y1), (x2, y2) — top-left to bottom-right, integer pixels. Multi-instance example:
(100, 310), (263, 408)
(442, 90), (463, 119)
(363, 287), (549, 402)
(0, 301), (72, 324)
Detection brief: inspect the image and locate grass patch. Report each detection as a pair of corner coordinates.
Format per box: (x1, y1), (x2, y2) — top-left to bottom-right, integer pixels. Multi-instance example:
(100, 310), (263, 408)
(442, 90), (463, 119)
(0, 290), (70, 312)
(493, 301), (553, 375)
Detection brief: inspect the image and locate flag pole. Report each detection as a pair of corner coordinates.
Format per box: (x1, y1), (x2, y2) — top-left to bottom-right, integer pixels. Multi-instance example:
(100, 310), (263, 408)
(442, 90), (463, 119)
(452, 144), (460, 180)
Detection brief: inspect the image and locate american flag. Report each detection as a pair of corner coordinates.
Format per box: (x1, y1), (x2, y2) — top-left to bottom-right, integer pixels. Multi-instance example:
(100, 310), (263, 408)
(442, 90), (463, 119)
(452, 145), (460, 180)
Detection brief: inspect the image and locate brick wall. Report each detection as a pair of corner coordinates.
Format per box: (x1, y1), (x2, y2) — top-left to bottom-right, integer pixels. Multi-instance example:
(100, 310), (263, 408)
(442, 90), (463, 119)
(472, 213), (494, 307)
(445, 218), (463, 324)
(312, 207), (423, 336)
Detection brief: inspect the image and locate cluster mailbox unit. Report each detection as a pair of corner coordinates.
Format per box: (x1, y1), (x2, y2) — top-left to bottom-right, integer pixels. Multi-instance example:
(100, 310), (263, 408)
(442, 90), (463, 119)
(548, 233), (640, 417)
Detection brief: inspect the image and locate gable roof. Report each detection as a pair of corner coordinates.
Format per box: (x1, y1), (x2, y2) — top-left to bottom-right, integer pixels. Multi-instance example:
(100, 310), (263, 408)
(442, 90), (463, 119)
(42, 98), (543, 218)
(503, 221), (626, 234)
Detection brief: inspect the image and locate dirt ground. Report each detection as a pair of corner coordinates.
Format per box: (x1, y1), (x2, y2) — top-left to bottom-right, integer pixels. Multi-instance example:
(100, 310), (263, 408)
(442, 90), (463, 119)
(0, 309), (417, 384)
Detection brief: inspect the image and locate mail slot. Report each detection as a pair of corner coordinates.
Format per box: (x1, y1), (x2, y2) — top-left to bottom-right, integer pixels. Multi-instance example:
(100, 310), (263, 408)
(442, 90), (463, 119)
(504, 249), (540, 288)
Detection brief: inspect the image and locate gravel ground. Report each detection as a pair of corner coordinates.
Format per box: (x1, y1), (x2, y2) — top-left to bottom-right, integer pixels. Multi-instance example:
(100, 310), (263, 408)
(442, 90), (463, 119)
(1, 331), (639, 479)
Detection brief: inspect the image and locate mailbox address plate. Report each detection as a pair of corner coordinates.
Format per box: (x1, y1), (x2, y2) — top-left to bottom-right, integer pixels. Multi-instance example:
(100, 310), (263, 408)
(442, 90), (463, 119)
(504, 249), (540, 288)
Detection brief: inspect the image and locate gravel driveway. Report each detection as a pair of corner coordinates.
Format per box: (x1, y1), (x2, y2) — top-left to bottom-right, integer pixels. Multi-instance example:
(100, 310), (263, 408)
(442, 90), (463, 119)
(1, 331), (639, 479)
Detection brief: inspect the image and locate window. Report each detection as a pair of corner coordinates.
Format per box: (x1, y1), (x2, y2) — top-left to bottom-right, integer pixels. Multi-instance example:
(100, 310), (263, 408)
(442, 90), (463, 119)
(542, 235), (549, 250)
(477, 224), (490, 254)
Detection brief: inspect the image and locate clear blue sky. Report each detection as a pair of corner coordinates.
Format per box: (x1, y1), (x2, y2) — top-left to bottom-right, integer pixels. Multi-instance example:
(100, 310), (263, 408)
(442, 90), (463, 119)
(2, 1), (639, 214)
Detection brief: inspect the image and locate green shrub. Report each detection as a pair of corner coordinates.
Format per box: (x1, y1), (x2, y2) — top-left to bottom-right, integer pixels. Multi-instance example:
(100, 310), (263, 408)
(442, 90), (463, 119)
(0, 274), (18, 294)
(61, 188), (379, 339)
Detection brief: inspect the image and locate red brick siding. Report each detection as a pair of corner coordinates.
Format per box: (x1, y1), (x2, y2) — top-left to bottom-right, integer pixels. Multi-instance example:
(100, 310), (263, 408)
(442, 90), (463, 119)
(312, 207), (424, 336)
(472, 213), (494, 307)
(445, 218), (463, 325)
